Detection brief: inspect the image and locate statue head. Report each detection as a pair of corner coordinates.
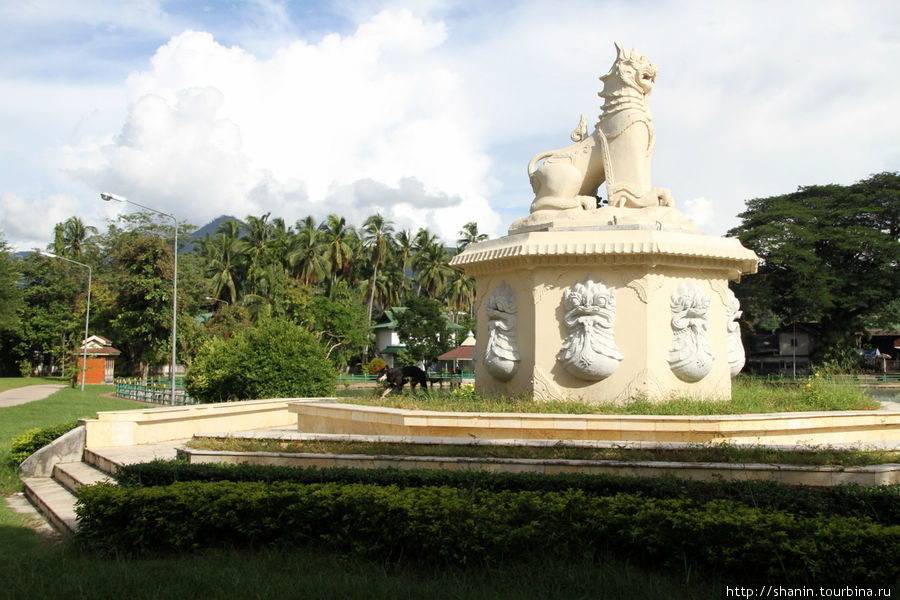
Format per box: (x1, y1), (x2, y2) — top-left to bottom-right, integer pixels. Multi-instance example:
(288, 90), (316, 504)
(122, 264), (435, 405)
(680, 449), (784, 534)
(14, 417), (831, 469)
(600, 42), (657, 97)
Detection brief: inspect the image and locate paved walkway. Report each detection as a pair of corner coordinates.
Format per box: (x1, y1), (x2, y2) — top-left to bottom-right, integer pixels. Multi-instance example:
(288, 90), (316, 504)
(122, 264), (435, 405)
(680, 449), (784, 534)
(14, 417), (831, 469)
(0, 384), (66, 408)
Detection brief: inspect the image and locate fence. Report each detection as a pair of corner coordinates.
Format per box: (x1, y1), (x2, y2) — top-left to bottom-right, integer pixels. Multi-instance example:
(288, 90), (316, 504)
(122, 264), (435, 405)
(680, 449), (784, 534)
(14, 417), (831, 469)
(829, 373), (900, 385)
(114, 377), (197, 405)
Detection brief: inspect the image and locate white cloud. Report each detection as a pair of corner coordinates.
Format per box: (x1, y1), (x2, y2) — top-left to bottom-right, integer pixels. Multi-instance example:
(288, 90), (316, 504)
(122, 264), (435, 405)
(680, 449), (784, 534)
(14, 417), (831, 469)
(0, 192), (79, 250)
(64, 10), (498, 242)
(2, 0), (898, 251)
(681, 196), (714, 232)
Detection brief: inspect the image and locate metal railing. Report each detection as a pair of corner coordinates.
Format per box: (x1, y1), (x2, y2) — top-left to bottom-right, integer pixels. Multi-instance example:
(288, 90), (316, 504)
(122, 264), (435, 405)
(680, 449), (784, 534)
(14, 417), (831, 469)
(114, 377), (196, 405)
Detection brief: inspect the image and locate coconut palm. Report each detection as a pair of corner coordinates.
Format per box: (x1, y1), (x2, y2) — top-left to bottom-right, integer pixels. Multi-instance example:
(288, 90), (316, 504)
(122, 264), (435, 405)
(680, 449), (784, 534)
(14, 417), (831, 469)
(361, 213), (395, 326)
(197, 231), (247, 306)
(286, 216), (328, 286)
(52, 216), (98, 258)
(413, 239), (452, 299)
(445, 268), (476, 321)
(456, 221), (488, 252)
(319, 214), (356, 294)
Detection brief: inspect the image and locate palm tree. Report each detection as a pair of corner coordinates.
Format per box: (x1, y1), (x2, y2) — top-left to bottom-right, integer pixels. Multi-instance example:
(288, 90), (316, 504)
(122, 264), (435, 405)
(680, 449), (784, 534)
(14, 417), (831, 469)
(197, 232), (247, 305)
(413, 239), (452, 299)
(412, 228), (441, 294)
(52, 216), (98, 258)
(286, 216), (328, 286)
(392, 229), (414, 297)
(456, 221), (488, 252)
(361, 214), (395, 327)
(243, 213), (277, 298)
(319, 214), (356, 295)
(445, 268), (476, 321)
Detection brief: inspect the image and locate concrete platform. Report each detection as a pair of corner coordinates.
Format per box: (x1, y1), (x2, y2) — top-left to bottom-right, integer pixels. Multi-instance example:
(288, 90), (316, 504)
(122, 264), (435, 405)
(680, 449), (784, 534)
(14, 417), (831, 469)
(289, 401), (900, 446)
(183, 428), (900, 487)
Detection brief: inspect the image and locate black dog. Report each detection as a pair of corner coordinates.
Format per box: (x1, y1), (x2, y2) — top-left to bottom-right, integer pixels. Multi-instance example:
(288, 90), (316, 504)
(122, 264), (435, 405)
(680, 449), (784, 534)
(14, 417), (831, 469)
(376, 366), (428, 397)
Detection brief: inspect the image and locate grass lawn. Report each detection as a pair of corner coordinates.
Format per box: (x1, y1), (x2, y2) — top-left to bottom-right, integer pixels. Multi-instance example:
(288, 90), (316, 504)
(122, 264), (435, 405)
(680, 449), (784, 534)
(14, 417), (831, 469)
(0, 376), (67, 393)
(342, 376), (880, 414)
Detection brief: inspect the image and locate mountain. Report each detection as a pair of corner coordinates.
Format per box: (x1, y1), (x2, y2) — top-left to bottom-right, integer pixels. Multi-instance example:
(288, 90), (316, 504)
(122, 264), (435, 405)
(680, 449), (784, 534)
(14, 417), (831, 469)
(184, 215), (245, 254)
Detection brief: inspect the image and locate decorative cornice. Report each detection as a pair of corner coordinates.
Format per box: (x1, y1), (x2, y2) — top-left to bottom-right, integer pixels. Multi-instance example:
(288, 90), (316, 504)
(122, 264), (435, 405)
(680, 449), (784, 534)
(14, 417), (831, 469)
(451, 230), (758, 278)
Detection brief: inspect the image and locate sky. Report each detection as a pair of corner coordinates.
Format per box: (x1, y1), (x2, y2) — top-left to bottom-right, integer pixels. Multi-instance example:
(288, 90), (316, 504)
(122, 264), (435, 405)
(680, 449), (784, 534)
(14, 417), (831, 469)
(0, 0), (898, 252)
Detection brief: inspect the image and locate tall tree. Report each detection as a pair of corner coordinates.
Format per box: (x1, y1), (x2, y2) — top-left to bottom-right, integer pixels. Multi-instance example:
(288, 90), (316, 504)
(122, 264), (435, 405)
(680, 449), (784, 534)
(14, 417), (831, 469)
(107, 233), (174, 377)
(728, 172), (900, 362)
(318, 214), (356, 295)
(361, 213), (395, 328)
(456, 221), (488, 252)
(413, 239), (452, 299)
(52, 216), (98, 258)
(196, 229), (247, 306)
(393, 295), (453, 368)
(445, 268), (476, 321)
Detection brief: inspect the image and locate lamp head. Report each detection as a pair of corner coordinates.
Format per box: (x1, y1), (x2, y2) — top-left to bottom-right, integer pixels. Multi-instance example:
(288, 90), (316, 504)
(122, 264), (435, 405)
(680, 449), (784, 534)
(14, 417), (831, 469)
(39, 251), (58, 258)
(100, 192), (126, 203)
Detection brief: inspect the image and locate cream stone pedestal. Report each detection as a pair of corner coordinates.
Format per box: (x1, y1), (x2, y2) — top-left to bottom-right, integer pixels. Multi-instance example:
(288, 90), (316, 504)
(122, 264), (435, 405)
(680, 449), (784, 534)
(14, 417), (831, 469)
(450, 210), (758, 403)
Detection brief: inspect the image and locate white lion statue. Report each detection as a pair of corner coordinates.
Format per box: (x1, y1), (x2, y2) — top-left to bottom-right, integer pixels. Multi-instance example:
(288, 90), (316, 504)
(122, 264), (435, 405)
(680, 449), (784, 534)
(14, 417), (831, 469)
(528, 43), (674, 212)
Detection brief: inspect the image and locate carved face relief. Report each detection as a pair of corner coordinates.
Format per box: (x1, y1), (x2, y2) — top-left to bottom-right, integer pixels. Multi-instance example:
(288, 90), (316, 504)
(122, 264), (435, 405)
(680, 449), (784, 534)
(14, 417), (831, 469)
(557, 277), (623, 380)
(484, 282), (520, 382)
(726, 289), (746, 377)
(668, 281), (714, 382)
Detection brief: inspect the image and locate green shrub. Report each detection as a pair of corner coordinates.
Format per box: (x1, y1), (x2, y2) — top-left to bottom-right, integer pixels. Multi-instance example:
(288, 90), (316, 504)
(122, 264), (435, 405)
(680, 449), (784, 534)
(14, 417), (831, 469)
(75, 480), (900, 583)
(115, 460), (900, 526)
(9, 421), (79, 464)
(185, 318), (337, 402)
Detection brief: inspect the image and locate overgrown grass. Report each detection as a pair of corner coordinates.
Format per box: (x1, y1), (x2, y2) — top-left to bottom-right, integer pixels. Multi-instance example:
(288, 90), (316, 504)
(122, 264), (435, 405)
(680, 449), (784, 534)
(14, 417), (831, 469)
(346, 376), (879, 414)
(188, 436), (900, 467)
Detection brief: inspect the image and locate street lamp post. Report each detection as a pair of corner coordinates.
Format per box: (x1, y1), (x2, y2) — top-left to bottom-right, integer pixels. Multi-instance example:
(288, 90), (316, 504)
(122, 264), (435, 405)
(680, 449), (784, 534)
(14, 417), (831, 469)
(40, 252), (91, 392)
(101, 192), (178, 405)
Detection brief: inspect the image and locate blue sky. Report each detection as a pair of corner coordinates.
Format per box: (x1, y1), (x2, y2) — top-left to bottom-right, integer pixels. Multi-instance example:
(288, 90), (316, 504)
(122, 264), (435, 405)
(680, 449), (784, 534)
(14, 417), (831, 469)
(1, 0), (898, 251)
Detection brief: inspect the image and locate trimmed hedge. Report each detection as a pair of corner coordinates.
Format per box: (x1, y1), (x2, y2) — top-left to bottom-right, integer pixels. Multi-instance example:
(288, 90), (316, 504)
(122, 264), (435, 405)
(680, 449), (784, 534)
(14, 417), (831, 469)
(115, 460), (900, 525)
(9, 421), (79, 464)
(76, 480), (900, 584)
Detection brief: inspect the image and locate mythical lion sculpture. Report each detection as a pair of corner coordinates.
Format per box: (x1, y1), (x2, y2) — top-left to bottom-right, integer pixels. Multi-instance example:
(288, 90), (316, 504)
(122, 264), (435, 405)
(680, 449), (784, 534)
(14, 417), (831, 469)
(528, 43), (673, 212)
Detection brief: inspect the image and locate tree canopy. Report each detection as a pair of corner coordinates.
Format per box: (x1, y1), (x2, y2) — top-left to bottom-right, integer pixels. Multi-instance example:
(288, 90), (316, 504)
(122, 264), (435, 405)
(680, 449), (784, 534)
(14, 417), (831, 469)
(394, 296), (455, 367)
(728, 171), (900, 361)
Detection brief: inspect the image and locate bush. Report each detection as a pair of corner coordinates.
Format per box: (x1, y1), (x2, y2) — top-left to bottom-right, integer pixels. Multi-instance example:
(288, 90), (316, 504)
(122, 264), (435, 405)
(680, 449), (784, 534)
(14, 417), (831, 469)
(76, 480), (900, 583)
(184, 318), (337, 402)
(115, 460), (900, 526)
(9, 421), (79, 464)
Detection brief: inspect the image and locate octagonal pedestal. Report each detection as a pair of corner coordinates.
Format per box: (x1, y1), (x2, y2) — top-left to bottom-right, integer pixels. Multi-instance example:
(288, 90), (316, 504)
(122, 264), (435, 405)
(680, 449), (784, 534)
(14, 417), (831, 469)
(451, 222), (758, 403)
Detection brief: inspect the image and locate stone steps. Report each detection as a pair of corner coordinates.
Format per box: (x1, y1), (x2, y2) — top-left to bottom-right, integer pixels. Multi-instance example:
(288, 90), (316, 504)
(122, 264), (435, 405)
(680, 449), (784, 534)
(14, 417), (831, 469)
(20, 443), (177, 536)
(53, 460), (114, 492)
(21, 476), (79, 535)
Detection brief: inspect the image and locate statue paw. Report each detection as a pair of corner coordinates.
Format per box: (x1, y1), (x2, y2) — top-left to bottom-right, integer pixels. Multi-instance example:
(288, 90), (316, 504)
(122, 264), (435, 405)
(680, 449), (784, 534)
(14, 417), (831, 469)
(655, 188), (674, 207)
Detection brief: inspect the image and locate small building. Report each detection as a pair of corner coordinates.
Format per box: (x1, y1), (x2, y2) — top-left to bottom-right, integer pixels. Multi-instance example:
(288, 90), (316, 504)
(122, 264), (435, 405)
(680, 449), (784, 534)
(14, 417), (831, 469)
(436, 332), (476, 374)
(745, 323), (820, 376)
(371, 307), (465, 368)
(863, 329), (900, 373)
(76, 335), (121, 384)
(371, 308), (407, 368)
